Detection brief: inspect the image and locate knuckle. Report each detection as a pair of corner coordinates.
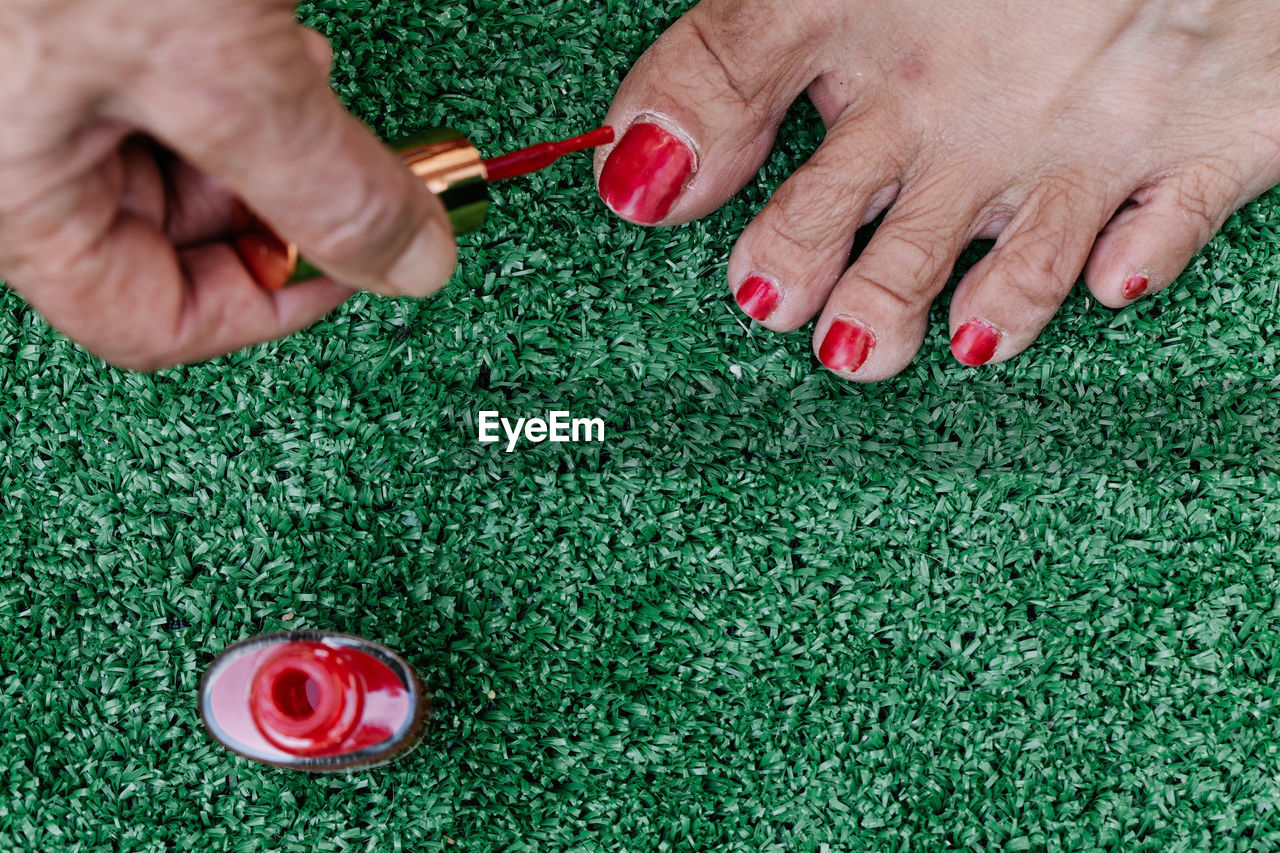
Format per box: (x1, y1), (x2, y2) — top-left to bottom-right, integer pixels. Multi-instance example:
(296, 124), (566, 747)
(875, 219), (952, 295)
(753, 193), (846, 259)
(767, 216), (828, 258)
(1172, 163), (1238, 232)
(681, 16), (756, 107)
(144, 18), (318, 151)
(311, 178), (420, 278)
(849, 269), (920, 316)
(993, 245), (1071, 314)
(680, 11), (799, 118)
(890, 231), (947, 285)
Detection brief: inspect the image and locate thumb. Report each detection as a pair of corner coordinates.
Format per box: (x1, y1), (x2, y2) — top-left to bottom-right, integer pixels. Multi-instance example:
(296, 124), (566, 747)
(128, 16), (455, 297)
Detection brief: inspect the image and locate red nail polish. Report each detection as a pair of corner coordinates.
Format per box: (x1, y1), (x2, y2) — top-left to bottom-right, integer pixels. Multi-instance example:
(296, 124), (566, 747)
(1123, 274), (1149, 300)
(735, 276), (779, 321)
(201, 631), (428, 772)
(232, 230), (297, 292)
(598, 122), (694, 224)
(818, 319), (875, 372)
(951, 319), (1001, 367)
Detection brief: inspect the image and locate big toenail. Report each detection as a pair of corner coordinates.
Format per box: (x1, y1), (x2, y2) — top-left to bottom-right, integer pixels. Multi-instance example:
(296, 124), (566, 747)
(951, 319), (1001, 367)
(735, 276), (779, 321)
(598, 122), (695, 224)
(818, 319), (875, 373)
(1123, 274), (1149, 300)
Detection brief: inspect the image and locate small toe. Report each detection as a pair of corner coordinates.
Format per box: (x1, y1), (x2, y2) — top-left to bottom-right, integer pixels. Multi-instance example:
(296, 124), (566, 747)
(727, 111), (905, 329)
(948, 176), (1122, 367)
(595, 0), (825, 225)
(1084, 165), (1245, 308)
(813, 170), (992, 381)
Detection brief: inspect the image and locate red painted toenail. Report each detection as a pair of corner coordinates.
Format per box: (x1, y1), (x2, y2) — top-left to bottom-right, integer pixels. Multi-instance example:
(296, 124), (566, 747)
(735, 276), (779, 321)
(598, 122), (694, 224)
(1123, 274), (1149, 300)
(818, 319), (875, 373)
(951, 319), (1001, 367)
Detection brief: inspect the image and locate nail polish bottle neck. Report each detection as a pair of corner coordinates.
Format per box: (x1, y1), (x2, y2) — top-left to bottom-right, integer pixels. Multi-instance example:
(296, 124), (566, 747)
(249, 642), (366, 756)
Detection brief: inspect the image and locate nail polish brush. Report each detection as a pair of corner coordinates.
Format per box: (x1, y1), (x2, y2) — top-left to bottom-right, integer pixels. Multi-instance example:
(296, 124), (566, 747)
(481, 125), (614, 182)
(234, 125), (615, 291)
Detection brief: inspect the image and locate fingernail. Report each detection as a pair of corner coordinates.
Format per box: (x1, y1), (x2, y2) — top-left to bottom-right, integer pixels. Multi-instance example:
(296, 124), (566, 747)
(1123, 274), (1149, 300)
(735, 275), (779, 321)
(951, 319), (1001, 367)
(385, 217), (456, 297)
(818, 318), (875, 373)
(232, 231), (293, 292)
(598, 122), (695, 224)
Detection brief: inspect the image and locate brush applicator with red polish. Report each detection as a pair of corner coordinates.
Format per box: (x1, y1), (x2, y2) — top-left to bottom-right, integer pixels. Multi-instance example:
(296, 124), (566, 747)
(481, 125), (615, 182)
(234, 126), (614, 291)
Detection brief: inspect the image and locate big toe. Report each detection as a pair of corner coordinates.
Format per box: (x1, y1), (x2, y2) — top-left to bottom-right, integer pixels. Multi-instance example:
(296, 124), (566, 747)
(595, 0), (824, 225)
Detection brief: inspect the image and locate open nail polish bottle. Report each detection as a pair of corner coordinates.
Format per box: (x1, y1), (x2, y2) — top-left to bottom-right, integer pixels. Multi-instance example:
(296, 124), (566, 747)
(200, 630), (428, 772)
(233, 125), (614, 291)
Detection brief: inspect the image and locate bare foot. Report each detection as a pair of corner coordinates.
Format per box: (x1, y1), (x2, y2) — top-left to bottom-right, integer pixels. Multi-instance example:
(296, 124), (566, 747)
(594, 0), (1280, 379)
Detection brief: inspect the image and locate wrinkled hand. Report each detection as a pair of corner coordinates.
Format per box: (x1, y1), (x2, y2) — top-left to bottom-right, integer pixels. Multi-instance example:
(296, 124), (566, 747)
(0, 0), (456, 370)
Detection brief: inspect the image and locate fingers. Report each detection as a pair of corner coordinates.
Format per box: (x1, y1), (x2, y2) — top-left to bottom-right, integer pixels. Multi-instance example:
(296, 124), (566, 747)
(594, 0), (823, 225)
(117, 137), (242, 247)
(117, 137), (166, 229)
(5, 135), (350, 370)
(1084, 165), (1245, 308)
(127, 15), (455, 298)
(13, 199), (350, 371)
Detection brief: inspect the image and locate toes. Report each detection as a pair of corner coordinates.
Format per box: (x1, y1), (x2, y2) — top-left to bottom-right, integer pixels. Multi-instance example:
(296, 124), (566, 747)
(948, 177), (1120, 367)
(595, 0), (821, 225)
(812, 172), (990, 381)
(727, 112), (905, 329)
(1084, 165), (1243, 308)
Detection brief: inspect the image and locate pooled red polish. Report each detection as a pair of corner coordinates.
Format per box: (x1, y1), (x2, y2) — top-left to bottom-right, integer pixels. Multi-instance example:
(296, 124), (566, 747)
(951, 319), (1001, 367)
(201, 631), (427, 772)
(818, 319), (875, 372)
(736, 276), (779, 321)
(598, 122), (695, 224)
(1123, 274), (1149, 300)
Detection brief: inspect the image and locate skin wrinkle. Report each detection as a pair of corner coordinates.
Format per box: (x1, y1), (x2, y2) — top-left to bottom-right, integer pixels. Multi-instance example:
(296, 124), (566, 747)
(682, 13), (809, 128)
(756, 205), (850, 260)
(767, 120), (897, 240)
(844, 270), (919, 318)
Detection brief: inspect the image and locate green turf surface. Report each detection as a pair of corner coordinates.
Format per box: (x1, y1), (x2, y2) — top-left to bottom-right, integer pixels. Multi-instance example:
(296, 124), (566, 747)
(4, 0), (1280, 849)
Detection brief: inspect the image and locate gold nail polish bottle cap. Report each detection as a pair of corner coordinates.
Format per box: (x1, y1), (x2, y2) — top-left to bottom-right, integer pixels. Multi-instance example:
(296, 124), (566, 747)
(238, 127), (489, 290)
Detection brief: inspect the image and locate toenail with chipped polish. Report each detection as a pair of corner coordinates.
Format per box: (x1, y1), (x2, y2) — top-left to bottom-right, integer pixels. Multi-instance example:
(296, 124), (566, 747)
(1123, 274), (1149, 300)
(818, 319), (875, 373)
(951, 319), (1001, 367)
(598, 122), (695, 224)
(735, 275), (779, 321)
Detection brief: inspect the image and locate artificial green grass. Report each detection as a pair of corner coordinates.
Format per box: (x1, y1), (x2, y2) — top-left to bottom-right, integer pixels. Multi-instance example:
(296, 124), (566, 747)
(3, 0), (1280, 849)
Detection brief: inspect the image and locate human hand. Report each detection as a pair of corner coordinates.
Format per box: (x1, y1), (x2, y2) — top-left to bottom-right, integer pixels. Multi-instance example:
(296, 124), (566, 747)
(0, 0), (457, 370)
